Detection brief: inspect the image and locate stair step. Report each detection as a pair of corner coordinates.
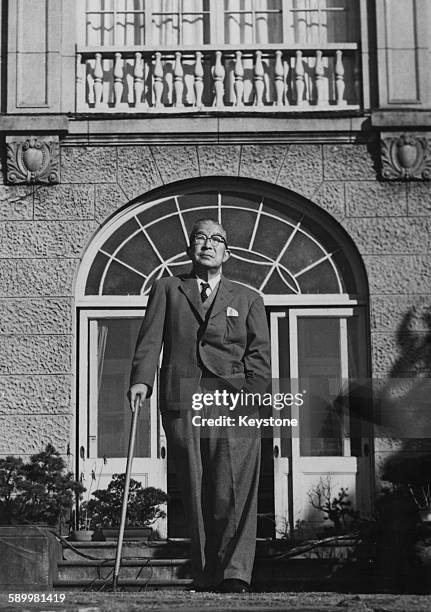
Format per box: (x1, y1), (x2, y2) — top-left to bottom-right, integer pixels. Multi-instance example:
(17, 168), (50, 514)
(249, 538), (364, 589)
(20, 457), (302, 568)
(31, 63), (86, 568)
(53, 578), (193, 590)
(58, 558), (192, 582)
(59, 558), (341, 567)
(62, 540), (190, 561)
(57, 556), (344, 583)
(59, 559), (190, 566)
(61, 538), (356, 561)
(55, 538), (359, 591)
(54, 558), (366, 592)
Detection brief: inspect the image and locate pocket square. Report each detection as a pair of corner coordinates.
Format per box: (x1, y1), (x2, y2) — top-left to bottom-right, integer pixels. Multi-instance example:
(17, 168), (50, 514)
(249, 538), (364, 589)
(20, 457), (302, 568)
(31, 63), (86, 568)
(227, 307), (239, 317)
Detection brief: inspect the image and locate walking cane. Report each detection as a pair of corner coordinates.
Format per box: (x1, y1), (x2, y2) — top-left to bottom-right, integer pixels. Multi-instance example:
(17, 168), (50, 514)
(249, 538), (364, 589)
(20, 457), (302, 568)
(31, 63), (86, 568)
(113, 395), (141, 590)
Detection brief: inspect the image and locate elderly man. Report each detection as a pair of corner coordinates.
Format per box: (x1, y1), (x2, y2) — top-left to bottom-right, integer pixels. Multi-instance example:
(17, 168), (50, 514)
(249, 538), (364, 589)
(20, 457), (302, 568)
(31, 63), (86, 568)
(129, 218), (271, 592)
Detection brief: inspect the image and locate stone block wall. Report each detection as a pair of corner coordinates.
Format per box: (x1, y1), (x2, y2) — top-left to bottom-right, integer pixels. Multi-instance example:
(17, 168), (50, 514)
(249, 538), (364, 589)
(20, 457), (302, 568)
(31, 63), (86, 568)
(0, 179), (94, 455)
(0, 142), (430, 486)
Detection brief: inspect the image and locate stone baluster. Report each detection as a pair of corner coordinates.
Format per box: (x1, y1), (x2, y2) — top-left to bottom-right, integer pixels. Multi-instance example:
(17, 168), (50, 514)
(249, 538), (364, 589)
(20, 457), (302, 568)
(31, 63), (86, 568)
(87, 72), (95, 105)
(284, 57), (290, 106)
(174, 52), (184, 108)
(254, 50), (264, 106)
(93, 52), (103, 108)
(335, 49), (346, 106)
(133, 52), (145, 108)
(274, 50), (284, 106)
(76, 53), (85, 109)
(295, 50), (305, 106)
(113, 52), (123, 108)
(354, 52), (361, 106)
(234, 51), (244, 107)
(194, 51), (204, 107)
(153, 52), (164, 108)
(213, 51), (225, 107)
(315, 50), (324, 106)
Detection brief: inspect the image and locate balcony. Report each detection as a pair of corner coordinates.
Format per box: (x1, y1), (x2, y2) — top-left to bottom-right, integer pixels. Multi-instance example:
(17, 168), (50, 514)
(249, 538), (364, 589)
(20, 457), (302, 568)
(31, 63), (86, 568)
(76, 44), (361, 113)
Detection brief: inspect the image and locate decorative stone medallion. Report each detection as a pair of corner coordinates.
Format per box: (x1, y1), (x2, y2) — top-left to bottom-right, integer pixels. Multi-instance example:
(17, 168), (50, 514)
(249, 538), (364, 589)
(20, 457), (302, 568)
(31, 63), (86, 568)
(6, 136), (60, 185)
(381, 133), (431, 180)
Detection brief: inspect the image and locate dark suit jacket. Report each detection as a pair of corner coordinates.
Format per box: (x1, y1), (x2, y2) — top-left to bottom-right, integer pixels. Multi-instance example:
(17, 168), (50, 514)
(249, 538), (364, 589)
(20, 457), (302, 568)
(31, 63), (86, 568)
(130, 273), (271, 412)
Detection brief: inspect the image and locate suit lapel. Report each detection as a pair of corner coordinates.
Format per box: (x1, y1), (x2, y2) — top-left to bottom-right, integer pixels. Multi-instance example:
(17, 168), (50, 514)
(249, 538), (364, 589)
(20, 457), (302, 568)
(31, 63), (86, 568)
(178, 275), (205, 322)
(209, 276), (234, 319)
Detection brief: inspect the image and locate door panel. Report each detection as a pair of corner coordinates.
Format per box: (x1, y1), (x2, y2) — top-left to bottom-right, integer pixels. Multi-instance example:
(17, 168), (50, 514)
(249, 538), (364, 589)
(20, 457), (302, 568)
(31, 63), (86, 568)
(270, 311), (291, 538)
(272, 307), (371, 536)
(296, 315), (347, 457)
(79, 305), (370, 540)
(79, 310), (167, 538)
(93, 319), (151, 459)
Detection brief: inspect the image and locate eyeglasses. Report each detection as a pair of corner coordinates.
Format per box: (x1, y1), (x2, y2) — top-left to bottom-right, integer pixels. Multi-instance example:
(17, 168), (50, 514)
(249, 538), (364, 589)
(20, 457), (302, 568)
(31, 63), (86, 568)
(192, 233), (227, 247)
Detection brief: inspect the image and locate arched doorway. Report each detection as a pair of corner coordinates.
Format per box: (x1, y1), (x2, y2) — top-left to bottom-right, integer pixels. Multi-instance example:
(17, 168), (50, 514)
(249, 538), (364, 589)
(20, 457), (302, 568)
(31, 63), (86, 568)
(76, 178), (371, 539)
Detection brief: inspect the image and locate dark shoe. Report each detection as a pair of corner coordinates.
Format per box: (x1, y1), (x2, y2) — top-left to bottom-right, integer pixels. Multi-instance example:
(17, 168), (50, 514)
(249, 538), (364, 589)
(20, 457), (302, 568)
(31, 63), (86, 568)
(218, 578), (251, 593)
(188, 583), (215, 592)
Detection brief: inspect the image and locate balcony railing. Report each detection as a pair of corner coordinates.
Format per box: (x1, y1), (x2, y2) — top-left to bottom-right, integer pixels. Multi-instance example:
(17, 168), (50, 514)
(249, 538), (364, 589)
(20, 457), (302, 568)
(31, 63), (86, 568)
(76, 44), (361, 113)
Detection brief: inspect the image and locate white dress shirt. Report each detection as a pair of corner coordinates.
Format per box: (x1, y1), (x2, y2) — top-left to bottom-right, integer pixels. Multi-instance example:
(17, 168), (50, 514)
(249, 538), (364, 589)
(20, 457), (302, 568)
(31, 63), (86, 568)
(196, 272), (221, 298)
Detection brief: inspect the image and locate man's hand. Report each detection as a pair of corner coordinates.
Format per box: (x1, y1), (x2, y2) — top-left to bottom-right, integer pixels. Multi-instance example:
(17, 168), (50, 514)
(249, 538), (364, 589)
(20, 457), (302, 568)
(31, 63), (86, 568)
(128, 383), (149, 413)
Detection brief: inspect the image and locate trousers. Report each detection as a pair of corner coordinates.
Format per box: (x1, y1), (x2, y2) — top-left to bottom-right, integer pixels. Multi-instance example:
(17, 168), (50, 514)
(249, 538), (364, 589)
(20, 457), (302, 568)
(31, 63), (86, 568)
(162, 396), (261, 587)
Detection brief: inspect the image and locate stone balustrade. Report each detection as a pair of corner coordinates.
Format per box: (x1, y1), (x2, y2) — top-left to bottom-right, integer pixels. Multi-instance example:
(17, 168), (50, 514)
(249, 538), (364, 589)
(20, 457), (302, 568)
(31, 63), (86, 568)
(76, 44), (360, 112)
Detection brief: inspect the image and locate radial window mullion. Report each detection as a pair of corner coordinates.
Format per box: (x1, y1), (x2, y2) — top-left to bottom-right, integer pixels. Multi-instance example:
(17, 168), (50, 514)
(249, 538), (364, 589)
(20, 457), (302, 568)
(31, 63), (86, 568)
(83, 190), (352, 298)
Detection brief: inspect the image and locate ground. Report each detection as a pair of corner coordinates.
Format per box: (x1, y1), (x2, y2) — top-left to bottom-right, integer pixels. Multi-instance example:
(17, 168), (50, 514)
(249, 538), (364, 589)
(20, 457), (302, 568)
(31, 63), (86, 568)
(1, 591), (431, 612)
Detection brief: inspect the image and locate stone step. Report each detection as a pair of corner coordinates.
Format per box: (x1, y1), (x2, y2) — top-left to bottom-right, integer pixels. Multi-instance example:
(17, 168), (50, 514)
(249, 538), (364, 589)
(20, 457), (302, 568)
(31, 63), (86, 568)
(57, 558), (192, 582)
(62, 540), (190, 561)
(61, 538), (356, 562)
(57, 556), (345, 584)
(53, 578), (193, 590)
(55, 538), (361, 591)
(54, 568), (365, 593)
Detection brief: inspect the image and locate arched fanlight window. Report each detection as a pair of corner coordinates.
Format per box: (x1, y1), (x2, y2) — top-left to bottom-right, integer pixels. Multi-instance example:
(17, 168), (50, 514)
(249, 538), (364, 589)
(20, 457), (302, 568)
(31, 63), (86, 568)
(83, 183), (365, 298)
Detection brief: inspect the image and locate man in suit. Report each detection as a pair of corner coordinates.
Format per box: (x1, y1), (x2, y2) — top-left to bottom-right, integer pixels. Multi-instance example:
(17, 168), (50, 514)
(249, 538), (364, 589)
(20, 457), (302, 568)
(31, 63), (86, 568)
(129, 218), (271, 593)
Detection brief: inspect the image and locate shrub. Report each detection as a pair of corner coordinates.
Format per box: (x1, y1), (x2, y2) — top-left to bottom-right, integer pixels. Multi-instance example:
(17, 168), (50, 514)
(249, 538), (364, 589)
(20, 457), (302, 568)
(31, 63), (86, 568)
(0, 444), (84, 527)
(382, 454), (431, 511)
(308, 477), (359, 530)
(82, 473), (168, 529)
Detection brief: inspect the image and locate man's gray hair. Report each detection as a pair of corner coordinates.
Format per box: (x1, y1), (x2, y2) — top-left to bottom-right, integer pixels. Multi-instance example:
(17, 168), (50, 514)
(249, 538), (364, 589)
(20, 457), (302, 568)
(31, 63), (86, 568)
(189, 218), (228, 243)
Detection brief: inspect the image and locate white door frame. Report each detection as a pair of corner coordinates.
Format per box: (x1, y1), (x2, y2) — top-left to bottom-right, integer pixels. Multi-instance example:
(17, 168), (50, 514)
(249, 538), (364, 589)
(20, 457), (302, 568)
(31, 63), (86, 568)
(270, 311), (291, 538)
(77, 300), (371, 540)
(271, 305), (370, 537)
(78, 308), (168, 537)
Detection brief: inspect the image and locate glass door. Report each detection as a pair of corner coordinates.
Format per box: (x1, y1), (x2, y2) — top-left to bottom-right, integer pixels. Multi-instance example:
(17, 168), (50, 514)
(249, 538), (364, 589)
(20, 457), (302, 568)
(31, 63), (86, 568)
(272, 307), (371, 536)
(78, 310), (167, 537)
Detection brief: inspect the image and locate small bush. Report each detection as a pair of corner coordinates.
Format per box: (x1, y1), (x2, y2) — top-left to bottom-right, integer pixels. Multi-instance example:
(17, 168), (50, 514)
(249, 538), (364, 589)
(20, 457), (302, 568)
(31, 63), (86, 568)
(0, 444), (84, 527)
(382, 454), (431, 510)
(308, 477), (359, 530)
(82, 473), (168, 529)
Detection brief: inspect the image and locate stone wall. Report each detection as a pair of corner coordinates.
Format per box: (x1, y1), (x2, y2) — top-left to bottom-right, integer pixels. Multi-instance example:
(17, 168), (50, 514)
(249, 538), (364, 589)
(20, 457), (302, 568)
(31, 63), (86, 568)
(1, 143), (430, 482)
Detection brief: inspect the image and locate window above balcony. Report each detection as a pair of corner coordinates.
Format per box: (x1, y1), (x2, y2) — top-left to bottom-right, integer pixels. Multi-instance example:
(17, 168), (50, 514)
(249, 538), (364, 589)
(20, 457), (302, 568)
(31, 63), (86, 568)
(81, 0), (359, 48)
(76, 0), (364, 113)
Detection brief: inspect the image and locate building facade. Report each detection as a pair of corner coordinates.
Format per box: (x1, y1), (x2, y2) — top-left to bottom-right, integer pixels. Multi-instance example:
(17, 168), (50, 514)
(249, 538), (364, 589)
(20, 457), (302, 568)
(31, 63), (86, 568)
(1, 0), (431, 538)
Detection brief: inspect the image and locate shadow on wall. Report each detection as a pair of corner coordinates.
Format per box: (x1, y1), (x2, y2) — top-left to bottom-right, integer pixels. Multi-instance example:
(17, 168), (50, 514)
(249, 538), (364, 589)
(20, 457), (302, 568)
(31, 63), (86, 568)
(376, 306), (431, 446)
(372, 306), (431, 593)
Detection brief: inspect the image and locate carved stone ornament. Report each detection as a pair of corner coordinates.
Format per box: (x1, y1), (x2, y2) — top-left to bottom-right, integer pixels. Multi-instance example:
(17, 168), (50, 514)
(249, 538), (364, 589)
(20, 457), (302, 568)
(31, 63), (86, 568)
(6, 136), (60, 185)
(381, 133), (431, 180)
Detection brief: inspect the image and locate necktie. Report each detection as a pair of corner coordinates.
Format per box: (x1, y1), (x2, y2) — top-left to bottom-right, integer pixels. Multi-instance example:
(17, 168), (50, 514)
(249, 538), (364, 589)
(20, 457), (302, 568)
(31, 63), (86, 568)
(200, 282), (211, 303)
